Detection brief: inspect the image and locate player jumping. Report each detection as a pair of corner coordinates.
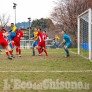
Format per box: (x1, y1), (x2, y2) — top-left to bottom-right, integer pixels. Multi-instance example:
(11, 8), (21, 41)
(8, 23), (18, 50)
(61, 31), (73, 57)
(0, 29), (15, 59)
(13, 29), (23, 57)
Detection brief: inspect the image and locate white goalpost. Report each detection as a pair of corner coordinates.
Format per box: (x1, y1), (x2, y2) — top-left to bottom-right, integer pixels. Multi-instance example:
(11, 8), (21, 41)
(78, 8), (92, 61)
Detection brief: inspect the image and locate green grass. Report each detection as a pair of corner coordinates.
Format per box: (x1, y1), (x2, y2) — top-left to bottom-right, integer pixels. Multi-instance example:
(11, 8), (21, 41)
(0, 49), (92, 92)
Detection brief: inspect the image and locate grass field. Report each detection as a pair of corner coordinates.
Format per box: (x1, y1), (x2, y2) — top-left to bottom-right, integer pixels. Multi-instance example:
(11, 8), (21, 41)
(0, 49), (92, 92)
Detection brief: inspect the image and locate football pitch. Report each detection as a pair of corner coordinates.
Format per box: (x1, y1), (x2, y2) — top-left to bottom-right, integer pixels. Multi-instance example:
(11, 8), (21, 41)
(0, 49), (92, 92)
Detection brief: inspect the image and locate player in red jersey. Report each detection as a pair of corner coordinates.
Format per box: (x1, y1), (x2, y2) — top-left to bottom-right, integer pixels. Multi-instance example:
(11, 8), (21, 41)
(41, 30), (49, 53)
(30, 28), (48, 56)
(13, 29), (23, 57)
(0, 29), (15, 59)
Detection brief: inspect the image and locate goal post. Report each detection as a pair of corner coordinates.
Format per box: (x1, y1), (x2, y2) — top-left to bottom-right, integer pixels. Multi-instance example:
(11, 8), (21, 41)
(78, 8), (92, 60)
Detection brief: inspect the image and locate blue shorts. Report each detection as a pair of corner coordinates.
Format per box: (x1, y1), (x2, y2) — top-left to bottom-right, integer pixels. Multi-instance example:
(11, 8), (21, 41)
(65, 41), (73, 48)
(32, 41), (39, 47)
(55, 42), (58, 45)
(11, 32), (16, 38)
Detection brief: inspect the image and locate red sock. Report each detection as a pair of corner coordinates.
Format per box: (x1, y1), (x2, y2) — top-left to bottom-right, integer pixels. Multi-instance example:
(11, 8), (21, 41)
(9, 51), (12, 55)
(19, 49), (21, 55)
(16, 48), (18, 53)
(41, 49), (43, 52)
(6, 52), (9, 56)
(43, 49), (48, 55)
(12, 50), (13, 52)
(37, 47), (42, 54)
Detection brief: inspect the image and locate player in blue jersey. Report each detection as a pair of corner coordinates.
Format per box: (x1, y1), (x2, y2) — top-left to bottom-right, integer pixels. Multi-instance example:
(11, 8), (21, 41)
(61, 31), (73, 57)
(8, 23), (18, 50)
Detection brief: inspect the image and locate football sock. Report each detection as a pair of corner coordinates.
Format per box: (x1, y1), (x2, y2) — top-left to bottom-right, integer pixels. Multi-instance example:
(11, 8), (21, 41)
(43, 49), (48, 55)
(33, 51), (35, 55)
(37, 47), (42, 54)
(64, 49), (69, 56)
(16, 48), (18, 53)
(9, 51), (12, 55)
(19, 49), (21, 55)
(57, 45), (59, 48)
(6, 52), (9, 56)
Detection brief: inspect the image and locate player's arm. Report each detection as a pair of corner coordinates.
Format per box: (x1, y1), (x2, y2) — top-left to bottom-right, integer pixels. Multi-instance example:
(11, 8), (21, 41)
(66, 35), (71, 42)
(28, 34), (36, 40)
(46, 35), (49, 41)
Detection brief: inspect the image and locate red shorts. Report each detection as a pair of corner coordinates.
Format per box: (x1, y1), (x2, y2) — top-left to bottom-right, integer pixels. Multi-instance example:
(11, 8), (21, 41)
(0, 39), (8, 48)
(38, 41), (45, 48)
(15, 41), (20, 47)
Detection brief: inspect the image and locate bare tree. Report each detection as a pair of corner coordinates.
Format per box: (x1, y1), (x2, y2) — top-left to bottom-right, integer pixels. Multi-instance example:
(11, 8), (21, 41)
(51, 0), (87, 47)
(0, 14), (10, 27)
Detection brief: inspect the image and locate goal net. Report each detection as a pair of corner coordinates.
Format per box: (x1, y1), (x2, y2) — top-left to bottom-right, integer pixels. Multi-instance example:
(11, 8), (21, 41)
(78, 8), (92, 60)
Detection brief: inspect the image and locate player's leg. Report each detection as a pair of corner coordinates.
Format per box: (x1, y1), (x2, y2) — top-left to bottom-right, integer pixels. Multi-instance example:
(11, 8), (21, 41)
(6, 45), (15, 58)
(64, 42), (73, 57)
(64, 46), (69, 57)
(18, 47), (21, 57)
(36, 42), (42, 55)
(56, 42), (59, 48)
(15, 46), (19, 55)
(5, 47), (12, 60)
(36, 41), (40, 54)
(42, 41), (48, 56)
(15, 42), (19, 55)
(8, 35), (13, 49)
(32, 42), (36, 56)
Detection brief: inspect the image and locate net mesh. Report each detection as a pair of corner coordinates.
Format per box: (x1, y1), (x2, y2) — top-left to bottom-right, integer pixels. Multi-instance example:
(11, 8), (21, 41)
(79, 10), (92, 59)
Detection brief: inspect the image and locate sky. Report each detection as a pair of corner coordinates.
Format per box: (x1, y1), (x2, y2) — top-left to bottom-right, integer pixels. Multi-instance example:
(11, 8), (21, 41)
(0, 0), (55, 24)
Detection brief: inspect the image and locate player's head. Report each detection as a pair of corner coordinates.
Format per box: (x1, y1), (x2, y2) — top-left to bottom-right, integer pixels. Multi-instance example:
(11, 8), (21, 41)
(38, 28), (41, 32)
(61, 30), (66, 35)
(43, 30), (46, 34)
(20, 28), (24, 32)
(34, 27), (37, 32)
(1, 29), (6, 32)
(11, 23), (14, 27)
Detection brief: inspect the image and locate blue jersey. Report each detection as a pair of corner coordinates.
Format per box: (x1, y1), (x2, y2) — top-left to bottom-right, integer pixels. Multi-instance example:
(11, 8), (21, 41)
(63, 34), (71, 43)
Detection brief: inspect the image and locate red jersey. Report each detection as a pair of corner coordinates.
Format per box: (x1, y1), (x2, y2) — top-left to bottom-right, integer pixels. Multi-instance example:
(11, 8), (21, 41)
(0, 31), (4, 39)
(13, 31), (23, 42)
(37, 32), (44, 42)
(43, 34), (48, 41)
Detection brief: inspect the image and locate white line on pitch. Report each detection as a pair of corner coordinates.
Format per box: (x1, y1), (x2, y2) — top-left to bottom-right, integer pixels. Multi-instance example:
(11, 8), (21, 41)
(0, 70), (92, 73)
(70, 51), (92, 62)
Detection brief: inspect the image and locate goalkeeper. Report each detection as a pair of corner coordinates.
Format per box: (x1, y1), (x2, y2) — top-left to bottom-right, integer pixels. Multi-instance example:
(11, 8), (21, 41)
(61, 31), (73, 57)
(8, 23), (18, 49)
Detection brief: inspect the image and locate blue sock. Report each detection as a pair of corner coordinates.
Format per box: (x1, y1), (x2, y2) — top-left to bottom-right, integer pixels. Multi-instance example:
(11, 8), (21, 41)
(33, 51), (35, 55)
(38, 51), (40, 54)
(57, 45), (59, 48)
(8, 35), (11, 42)
(10, 43), (13, 49)
(64, 49), (69, 55)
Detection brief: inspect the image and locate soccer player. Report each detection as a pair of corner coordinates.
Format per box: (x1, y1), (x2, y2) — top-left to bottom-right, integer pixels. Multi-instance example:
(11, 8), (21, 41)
(8, 23), (18, 50)
(29, 28), (39, 56)
(31, 28), (48, 56)
(61, 31), (73, 57)
(42, 30), (49, 52)
(13, 29), (23, 57)
(0, 29), (15, 59)
(53, 34), (59, 48)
